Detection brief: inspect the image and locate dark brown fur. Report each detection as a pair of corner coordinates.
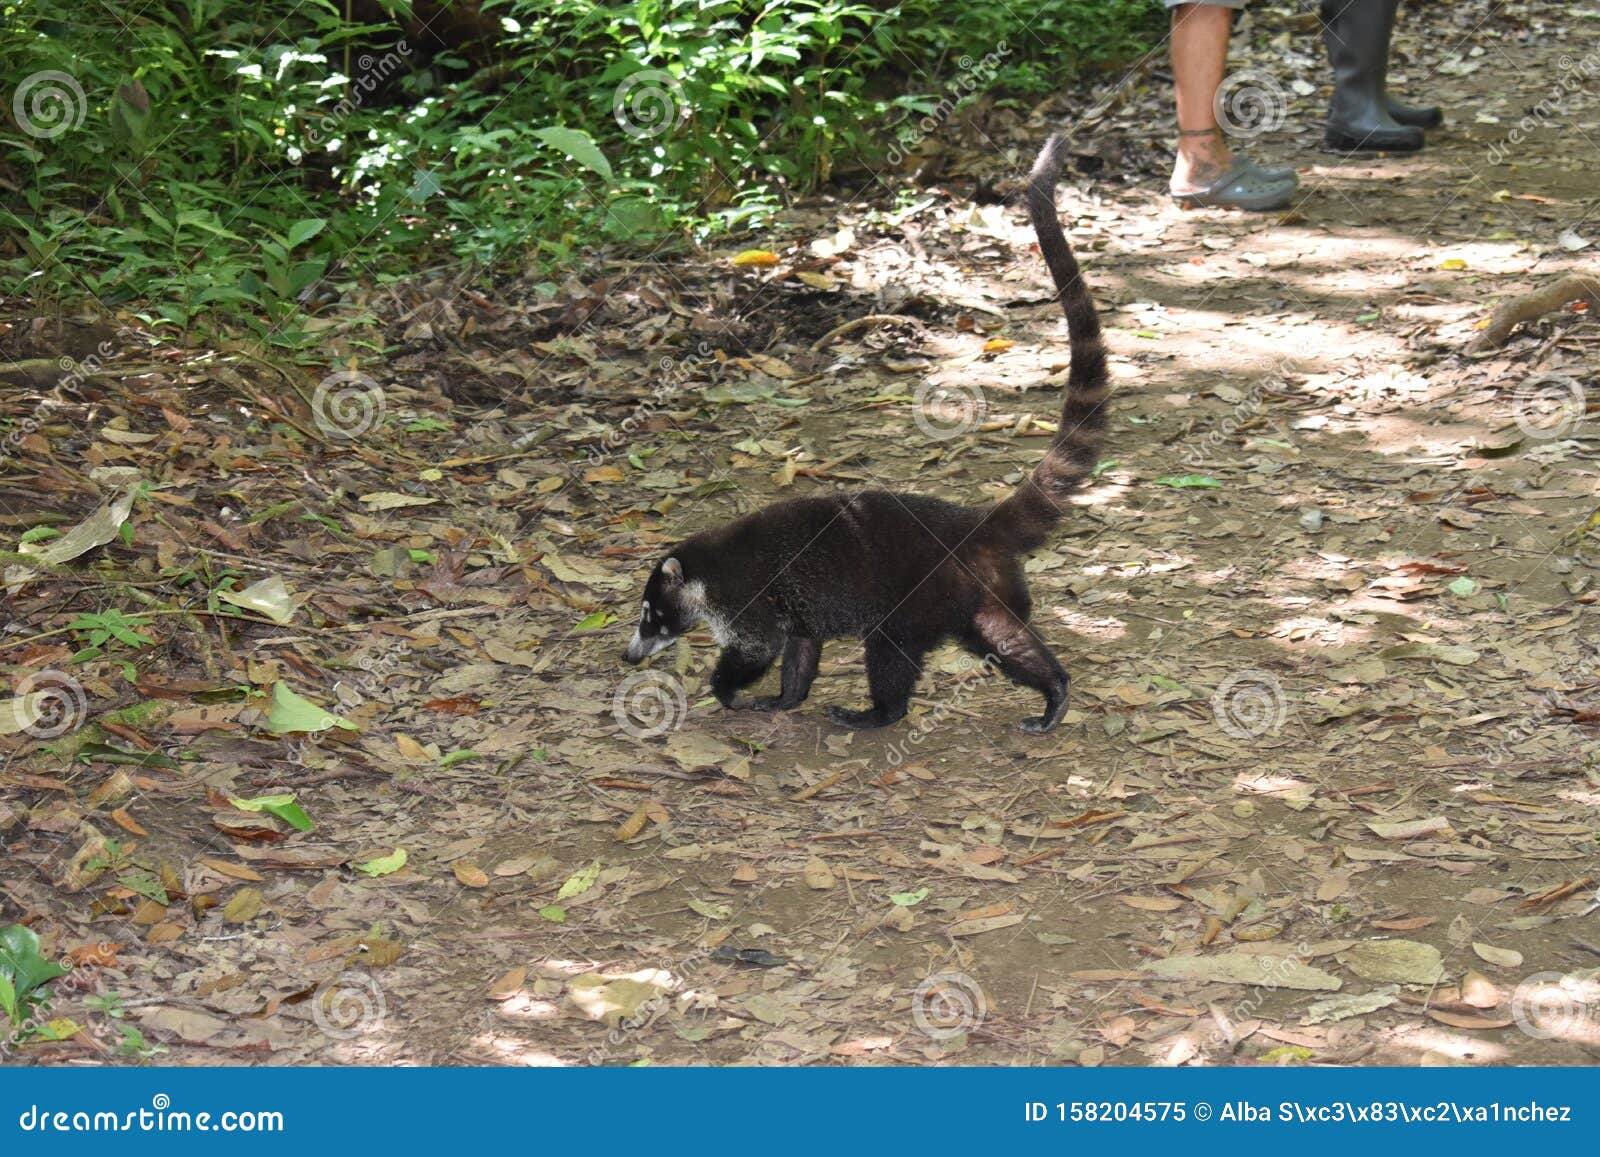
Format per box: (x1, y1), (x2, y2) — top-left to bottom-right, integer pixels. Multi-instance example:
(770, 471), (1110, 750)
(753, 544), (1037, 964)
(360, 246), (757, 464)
(624, 135), (1108, 731)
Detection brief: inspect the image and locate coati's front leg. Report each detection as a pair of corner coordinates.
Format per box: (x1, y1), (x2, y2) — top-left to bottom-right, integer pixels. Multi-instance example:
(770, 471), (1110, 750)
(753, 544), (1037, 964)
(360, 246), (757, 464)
(710, 643), (779, 709)
(825, 635), (925, 729)
(750, 637), (821, 712)
(963, 602), (1070, 733)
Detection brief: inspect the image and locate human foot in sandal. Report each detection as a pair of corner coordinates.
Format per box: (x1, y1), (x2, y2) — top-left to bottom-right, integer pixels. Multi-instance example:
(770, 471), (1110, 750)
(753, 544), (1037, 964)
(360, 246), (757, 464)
(1170, 128), (1298, 211)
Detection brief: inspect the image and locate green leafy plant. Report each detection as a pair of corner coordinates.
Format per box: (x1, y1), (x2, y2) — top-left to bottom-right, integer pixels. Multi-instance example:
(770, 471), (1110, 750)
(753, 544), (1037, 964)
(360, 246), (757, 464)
(0, 925), (71, 1028)
(114, 1022), (168, 1060)
(67, 609), (153, 664)
(0, 0), (1158, 339)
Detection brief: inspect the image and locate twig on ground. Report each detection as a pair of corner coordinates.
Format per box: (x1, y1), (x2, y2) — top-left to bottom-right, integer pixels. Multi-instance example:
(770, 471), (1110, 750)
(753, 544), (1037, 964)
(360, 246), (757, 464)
(808, 314), (922, 354)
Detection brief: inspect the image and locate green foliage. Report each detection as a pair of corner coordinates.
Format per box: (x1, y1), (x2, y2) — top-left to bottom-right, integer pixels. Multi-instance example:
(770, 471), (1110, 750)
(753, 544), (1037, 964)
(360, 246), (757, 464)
(0, 0), (1158, 338)
(67, 609), (153, 662)
(0, 924), (70, 1027)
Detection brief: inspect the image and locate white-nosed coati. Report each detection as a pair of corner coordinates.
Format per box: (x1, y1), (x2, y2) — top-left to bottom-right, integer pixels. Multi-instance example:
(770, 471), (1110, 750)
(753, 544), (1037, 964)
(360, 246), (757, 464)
(622, 135), (1107, 732)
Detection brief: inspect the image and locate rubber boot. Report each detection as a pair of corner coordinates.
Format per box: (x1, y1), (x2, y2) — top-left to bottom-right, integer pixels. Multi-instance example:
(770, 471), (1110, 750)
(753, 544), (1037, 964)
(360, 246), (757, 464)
(1387, 96), (1442, 128)
(1321, 0), (1424, 152)
(1380, 0), (1442, 127)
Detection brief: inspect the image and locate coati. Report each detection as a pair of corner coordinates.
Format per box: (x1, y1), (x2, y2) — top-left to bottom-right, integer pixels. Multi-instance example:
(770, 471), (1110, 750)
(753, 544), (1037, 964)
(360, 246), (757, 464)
(622, 135), (1108, 732)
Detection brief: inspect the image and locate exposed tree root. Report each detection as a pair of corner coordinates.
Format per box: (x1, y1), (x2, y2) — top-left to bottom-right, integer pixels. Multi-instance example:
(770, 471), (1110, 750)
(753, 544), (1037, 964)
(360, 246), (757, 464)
(1468, 274), (1600, 351)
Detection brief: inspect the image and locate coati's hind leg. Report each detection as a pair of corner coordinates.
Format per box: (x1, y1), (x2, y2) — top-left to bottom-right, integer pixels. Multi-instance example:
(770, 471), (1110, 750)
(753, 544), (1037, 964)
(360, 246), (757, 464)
(710, 642), (780, 709)
(825, 634), (925, 729)
(962, 601), (1070, 733)
(750, 637), (821, 712)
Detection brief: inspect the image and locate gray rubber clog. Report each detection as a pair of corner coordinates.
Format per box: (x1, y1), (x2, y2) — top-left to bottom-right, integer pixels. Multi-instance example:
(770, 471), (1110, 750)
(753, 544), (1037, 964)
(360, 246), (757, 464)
(1171, 157), (1299, 212)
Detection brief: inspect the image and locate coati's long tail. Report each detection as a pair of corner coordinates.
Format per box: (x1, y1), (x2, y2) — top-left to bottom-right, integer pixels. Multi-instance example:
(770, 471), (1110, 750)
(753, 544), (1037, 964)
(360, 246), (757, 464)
(987, 135), (1109, 552)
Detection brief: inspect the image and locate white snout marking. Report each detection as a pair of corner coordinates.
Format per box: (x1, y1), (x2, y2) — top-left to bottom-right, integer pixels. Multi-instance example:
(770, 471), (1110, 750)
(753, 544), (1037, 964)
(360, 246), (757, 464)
(626, 627), (673, 663)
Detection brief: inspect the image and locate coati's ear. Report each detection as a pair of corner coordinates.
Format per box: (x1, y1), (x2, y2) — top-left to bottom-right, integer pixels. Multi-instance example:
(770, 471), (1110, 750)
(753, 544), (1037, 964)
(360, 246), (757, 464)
(661, 557), (683, 583)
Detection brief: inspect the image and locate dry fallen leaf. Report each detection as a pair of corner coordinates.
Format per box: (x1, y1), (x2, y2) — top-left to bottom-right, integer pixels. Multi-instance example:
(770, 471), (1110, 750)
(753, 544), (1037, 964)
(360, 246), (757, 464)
(488, 966), (527, 1000)
(802, 857), (836, 890)
(222, 887), (263, 923)
(1472, 941), (1524, 969)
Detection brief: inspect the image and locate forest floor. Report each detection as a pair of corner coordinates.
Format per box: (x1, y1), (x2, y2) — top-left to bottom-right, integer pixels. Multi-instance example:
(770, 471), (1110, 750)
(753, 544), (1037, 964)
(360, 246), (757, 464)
(2, 0), (1598, 1067)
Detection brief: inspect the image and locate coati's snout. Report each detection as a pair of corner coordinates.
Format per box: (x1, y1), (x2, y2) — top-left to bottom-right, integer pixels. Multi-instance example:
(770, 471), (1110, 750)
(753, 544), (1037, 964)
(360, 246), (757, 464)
(624, 555), (691, 664)
(622, 632), (668, 664)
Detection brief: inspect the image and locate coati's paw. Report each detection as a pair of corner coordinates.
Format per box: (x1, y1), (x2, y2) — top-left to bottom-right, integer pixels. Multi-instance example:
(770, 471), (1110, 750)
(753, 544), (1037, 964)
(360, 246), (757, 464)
(1016, 715), (1056, 734)
(749, 695), (801, 713)
(825, 705), (900, 729)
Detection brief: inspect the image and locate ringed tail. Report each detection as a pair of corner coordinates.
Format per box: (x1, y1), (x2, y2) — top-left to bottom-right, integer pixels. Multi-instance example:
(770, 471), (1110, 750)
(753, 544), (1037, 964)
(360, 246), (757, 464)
(989, 134), (1110, 551)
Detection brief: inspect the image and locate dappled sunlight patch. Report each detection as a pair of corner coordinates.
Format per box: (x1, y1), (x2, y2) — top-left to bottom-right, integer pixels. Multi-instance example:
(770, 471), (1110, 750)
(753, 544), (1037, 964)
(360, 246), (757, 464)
(537, 958), (609, 977)
(1232, 773), (1314, 797)
(1048, 609), (1130, 642)
(493, 993), (563, 1021)
(1340, 410), (1488, 457)
(1272, 554), (1363, 585)
(1384, 1024), (1513, 1065)
(1555, 787), (1600, 809)
(477, 1036), (570, 1067)
(1266, 615), (1356, 647)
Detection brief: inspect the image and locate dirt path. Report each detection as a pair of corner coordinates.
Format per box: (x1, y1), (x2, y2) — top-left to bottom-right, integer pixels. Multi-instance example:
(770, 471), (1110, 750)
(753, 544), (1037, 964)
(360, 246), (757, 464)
(3, 1), (1597, 1067)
